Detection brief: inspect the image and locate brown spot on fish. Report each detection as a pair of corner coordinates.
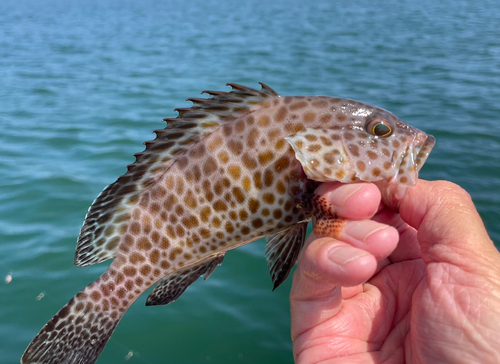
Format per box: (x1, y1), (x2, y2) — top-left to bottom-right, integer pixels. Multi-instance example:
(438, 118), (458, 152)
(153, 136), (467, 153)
(235, 120), (246, 133)
(268, 129), (281, 141)
(285, 123), (304, 133)
(212, 217), (221, 228)
(258, 115), (271, 127)
(163, 195), (177, 211)
(258, 151), (274, 165)
(166, 226), (176, 239)
(225, 221), (234, 233)
(213, 200), (228, 211)
(367, 151), (378, 160)
(175, 225), (185, 237)
(253, 172), (262, 189)
(208, 135), (223, 151)
(275, 139), (286, 150)
(232, 187), (245, 203)
(312, 100), (328, 108)
(276, 180), (286, 194)
(323, 153), (335, 164)
(274, 156), (290, 172)
(228, 165), (241, 180)
(348, 144), (359, 157)
(218, 151), (229, 163)
(181, 216), (199, 228)
(130, 222), (141, 236)
(307, 144), (321, 152)
(137, 237), (152, 251)
(247, 129), (259, 148)
(140, 265), (151, 275)
(227, 140), (243, 155)
(264, 170), (274, 186)
(184, 190), (197, 209)
(203, 157), (218, 175)
(129, 253), (145, 264)
(320, 114), (332, 123)
(200, 206), (212, 222)
(239, 209), (248, 221)
(149, 250), (160, 264)
(248, 198), (260, 213)
(222, 124), (232, 137)
(90, 291), (101, 302)
(242, 176), (251, 191)
(169, 247), (183, 260)
(304, 112), (316, 123)
(357, 161), (366, 172)
(344, 132), (355, 141)
(252, 218), (264, 228)
(123, 266), (137, 277)
(263, 193), (275, 204)
(290, 101), (308, 110)
(274, 106), (287, 122)
(335, 171), (346, 179)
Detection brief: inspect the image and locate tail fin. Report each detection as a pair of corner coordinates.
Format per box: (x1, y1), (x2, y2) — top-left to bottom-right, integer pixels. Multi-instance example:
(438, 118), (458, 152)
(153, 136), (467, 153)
(21, 288), (125, 364)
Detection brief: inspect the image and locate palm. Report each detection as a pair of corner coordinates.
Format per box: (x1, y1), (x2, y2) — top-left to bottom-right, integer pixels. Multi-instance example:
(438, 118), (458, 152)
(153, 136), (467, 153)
(292, 257), (426, 364)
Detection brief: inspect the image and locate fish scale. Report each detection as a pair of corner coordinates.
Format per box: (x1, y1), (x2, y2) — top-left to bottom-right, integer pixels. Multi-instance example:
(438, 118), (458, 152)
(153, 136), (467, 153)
(22, 83), (435, 364)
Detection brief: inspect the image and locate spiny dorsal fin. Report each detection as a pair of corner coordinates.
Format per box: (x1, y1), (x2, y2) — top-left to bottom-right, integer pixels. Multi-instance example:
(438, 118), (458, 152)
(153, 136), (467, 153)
(146, 254), (225, 306)
(75, 83), (279, 267)
(265, 221), (308, 291)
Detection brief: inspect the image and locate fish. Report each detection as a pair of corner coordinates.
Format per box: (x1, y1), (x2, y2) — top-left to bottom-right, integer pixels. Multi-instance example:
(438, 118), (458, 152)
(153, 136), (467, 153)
(21, 83), (435, 364)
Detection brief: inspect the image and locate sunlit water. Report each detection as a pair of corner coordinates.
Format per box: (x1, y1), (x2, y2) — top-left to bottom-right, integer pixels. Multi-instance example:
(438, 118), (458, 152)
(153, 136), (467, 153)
(1, 0), (499, 363)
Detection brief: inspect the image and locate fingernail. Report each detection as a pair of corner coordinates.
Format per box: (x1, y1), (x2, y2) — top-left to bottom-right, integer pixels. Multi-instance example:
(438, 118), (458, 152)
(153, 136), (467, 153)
(328, 184), (364, 208)
(344, 221), (386, 242)
(328, 246), (369, 265)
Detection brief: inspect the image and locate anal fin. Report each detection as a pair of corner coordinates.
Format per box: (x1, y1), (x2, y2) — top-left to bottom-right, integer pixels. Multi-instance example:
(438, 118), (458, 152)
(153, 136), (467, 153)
(146, 254), (225, 306)
(265, 222), (308, 291)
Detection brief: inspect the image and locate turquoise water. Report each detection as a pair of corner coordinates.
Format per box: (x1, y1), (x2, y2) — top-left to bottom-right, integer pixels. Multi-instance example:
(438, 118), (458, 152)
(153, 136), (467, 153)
(1, 0), (500, 363)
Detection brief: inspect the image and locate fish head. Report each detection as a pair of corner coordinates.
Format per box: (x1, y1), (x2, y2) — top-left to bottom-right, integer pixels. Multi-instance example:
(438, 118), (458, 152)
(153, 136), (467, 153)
(286, 99), (435, 186)
(341, 105), (436, 186)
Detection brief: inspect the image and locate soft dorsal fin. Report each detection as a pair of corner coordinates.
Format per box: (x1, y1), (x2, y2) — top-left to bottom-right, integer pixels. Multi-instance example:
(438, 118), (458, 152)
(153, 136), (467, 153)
(146, 254), (225, 306)
(75, 83), (280, 267)
(265, 221), (308, 290)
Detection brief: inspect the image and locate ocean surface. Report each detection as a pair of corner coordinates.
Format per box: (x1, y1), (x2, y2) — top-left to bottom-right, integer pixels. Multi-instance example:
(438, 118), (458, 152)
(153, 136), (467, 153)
(1, 0), (499, 363)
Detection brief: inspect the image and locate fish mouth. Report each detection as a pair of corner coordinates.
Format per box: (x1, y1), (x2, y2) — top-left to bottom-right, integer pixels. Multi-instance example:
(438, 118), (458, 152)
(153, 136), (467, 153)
(393, 132), (436, 186)
(413, 133), (436, 172)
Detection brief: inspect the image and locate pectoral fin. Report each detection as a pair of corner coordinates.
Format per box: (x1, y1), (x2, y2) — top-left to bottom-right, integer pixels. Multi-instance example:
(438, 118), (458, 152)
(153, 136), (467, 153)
(265, 222), (308, 291)
(296, 192), (347, 239)
(146, 254), (225, 306)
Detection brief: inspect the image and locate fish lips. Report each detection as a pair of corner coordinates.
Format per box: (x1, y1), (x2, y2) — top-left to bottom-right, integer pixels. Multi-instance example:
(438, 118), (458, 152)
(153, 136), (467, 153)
(392, 132), (436, 186)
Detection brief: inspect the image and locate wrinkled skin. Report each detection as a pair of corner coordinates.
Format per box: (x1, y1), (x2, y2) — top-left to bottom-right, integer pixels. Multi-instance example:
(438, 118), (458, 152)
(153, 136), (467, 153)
(290, 180), (500, 364)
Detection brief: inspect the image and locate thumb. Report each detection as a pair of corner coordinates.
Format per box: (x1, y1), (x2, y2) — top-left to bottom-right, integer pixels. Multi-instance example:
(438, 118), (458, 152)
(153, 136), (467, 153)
(394, 180), (499, 276)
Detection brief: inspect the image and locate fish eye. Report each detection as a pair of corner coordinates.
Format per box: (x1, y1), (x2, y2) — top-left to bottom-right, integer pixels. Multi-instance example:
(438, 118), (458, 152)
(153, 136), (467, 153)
(367, 118), (392, 137)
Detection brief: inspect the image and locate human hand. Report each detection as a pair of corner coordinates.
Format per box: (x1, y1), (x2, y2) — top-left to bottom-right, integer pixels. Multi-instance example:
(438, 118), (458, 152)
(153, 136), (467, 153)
(290, 180), (500, 364)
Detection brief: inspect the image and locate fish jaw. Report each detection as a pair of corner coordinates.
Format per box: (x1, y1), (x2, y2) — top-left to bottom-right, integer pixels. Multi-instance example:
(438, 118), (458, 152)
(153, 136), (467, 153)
(391, 131), (436, 186)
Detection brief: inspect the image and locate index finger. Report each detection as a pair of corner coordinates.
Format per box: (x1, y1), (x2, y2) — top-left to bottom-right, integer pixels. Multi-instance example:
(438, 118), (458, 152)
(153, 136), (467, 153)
(315, 182), (381, 220)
